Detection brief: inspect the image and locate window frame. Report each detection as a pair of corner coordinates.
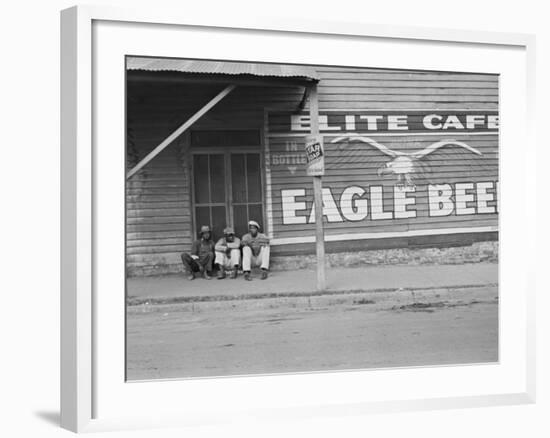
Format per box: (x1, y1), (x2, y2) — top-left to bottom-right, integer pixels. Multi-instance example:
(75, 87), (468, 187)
(189, 132), (265, 240)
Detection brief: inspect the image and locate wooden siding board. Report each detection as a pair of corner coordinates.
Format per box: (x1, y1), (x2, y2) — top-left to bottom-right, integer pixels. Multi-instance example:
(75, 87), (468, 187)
(271, 218), (498, 238)
(317, 102), (498, 110)
(317, 79), (498, 88)
(270, 232), (498, 257)
(318, 87), (499, 95)
(318, 95), (498, 102)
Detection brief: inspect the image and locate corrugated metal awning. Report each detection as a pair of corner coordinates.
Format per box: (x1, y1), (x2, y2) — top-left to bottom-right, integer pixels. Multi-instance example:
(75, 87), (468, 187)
(126, 57), (320, 82)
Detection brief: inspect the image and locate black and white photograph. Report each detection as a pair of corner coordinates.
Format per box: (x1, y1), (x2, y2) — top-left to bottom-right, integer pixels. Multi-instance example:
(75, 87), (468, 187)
(5, 0), (549, 435)
(125, 57), (499, 380)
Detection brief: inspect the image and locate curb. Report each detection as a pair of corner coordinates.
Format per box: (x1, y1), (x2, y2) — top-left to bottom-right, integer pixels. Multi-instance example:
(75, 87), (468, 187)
(127, 282), (498, 306)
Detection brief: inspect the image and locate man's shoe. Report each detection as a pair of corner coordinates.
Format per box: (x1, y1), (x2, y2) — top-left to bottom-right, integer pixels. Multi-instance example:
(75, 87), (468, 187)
(261, 269), (268, 280)
(203, 271), (212, 280)
(229, 268), (237, 279)
(244, 271), (252, 281)
(217, 269), (226, 280)
(187, 272), (195, 281)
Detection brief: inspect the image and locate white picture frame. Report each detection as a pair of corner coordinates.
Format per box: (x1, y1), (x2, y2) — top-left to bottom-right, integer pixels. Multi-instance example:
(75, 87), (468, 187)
(60, 5), (536, 433)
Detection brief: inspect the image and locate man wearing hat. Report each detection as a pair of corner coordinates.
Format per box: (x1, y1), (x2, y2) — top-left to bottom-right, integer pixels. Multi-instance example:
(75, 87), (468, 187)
(241, 220), (270, 280)
(180, 225), (215, 280)
(214, 227), (241, 279)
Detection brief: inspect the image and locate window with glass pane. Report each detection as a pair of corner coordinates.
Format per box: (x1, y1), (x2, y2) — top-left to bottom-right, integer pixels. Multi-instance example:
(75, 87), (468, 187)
(230, 153), (263, 234)
(193, 154), (227, 240)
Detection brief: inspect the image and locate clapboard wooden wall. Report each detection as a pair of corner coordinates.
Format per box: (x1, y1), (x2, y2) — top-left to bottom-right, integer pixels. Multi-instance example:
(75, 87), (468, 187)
(315, 66), (498, 110)
(126, 81), (303, 275)
(126, 66), (498, 276)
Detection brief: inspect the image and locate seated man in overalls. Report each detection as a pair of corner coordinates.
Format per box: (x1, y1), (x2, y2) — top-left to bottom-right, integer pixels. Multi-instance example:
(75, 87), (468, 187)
(241, 220), (270, 281)
(214, 226), (241, 279)
(180, 225), (215, 280)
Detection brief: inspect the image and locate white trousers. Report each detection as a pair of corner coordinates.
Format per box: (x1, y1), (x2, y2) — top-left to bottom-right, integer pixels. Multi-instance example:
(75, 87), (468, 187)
(215, 249), (241, 269)
(242, 246), (270, 271)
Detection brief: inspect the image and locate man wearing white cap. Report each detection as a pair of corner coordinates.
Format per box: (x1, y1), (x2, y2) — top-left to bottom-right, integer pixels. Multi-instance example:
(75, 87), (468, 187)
(214, 227), (241, 279)
(241, 220), (270, 280)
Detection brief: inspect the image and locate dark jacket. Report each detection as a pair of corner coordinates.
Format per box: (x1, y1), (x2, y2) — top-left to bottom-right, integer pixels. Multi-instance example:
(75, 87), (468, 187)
(191, 238), (215, 259)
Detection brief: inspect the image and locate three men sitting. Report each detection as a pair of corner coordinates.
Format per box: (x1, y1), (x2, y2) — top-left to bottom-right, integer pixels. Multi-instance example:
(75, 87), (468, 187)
(181, 220), (270, 281)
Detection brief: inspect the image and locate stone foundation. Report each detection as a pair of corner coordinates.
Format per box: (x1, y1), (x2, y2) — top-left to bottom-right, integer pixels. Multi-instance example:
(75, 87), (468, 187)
(269, 241), (498, 271)
(127, 241), (498, 277)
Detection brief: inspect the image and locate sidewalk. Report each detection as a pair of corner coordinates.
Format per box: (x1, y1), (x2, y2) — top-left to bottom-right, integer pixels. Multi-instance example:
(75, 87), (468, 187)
(127, 263), (498, 303)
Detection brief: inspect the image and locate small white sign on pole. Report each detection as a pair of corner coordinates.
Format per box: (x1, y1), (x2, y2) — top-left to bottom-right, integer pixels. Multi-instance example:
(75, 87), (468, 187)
(305, 134), (325, 176)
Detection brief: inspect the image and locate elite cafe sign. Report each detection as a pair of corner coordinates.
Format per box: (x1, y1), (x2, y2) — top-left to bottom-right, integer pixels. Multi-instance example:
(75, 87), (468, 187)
(288, 111), (499, 133)
(278, 111), (499, 225)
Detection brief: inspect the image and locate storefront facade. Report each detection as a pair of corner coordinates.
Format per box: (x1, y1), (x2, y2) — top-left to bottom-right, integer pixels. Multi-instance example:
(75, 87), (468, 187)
(126, 58), (498, 276)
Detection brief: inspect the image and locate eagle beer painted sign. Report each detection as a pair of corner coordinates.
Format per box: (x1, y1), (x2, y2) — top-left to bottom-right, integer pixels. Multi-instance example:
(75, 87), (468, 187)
(266, 110), (499, 243)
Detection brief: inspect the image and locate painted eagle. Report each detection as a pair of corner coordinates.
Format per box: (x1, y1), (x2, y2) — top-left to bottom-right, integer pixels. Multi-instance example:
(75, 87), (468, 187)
(331, 135), (484, 188)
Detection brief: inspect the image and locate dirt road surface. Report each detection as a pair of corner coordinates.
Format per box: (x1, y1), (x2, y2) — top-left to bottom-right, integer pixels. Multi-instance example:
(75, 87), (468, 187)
(126, 286), (498, 380)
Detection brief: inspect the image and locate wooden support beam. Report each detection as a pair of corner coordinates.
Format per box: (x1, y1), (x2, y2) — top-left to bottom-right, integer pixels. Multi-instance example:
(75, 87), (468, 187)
(126, 84), (236, 179)
(309, 83), (326, 291)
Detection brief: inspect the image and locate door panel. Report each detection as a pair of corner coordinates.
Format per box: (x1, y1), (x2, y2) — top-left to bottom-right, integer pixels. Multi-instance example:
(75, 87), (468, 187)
(209, 154), (226, 203)
(233, 205), (249, 238)
(193, 153), (227, 241)
(246, 153), (262, 203)
(230, 152), (263, 237)
(230, 154), (247, 203)
(193, 154), (210, 204)
(211, 206), (227, 240)
(248, 204), (264, 229)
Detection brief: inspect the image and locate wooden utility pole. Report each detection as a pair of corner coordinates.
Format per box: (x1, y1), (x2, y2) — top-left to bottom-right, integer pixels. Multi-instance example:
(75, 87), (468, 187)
(308, 83), (326, 291)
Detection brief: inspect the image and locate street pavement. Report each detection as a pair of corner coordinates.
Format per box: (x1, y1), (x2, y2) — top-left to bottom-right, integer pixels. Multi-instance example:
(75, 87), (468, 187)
(126, 263), (499, 380)
(126, 284), (498, 380)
